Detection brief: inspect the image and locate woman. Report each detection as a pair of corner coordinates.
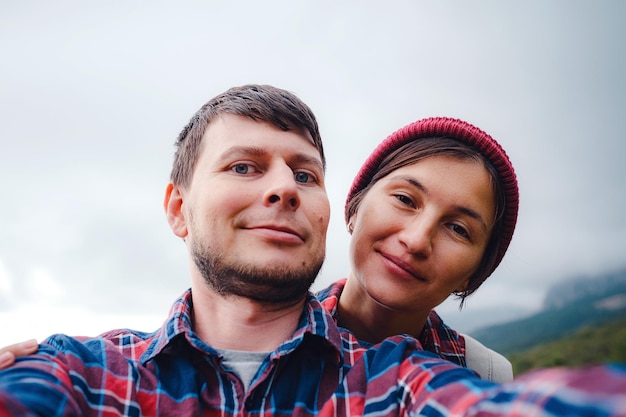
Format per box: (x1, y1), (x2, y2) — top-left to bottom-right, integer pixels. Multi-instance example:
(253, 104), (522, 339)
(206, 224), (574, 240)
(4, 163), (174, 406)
(317, 116), (518, 382)
(0, 117), (517, 382)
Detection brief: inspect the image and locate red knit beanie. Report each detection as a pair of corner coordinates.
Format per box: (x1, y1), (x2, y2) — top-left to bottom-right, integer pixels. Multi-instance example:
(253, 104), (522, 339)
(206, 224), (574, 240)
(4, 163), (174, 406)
(345, 116), (519, 273)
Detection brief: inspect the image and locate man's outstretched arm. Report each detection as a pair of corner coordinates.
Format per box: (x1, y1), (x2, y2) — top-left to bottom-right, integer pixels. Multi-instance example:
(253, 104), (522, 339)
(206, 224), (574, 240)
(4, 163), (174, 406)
(0, 340), (38, 370)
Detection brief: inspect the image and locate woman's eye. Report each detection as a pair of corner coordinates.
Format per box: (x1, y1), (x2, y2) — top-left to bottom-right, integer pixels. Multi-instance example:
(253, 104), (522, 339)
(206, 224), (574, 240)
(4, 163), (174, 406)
(451, 224), (470, 239)
(395, 194), (414, 207)
(295, 171), (313, 183)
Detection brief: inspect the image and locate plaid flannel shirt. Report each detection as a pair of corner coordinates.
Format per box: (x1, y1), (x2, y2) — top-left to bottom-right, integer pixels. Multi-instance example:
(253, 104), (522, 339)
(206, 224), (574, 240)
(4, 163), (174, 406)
(1, 289), (625, 416)
(317, 278), (466, 367)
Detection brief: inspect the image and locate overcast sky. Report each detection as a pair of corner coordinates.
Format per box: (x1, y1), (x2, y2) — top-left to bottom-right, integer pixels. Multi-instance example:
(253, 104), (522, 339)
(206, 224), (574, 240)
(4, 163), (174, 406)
(1, 1), (625, 346)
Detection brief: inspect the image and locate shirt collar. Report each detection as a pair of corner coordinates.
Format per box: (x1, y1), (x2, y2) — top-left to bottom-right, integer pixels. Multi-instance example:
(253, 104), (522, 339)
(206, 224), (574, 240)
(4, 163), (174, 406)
(140, 289), (344, 366)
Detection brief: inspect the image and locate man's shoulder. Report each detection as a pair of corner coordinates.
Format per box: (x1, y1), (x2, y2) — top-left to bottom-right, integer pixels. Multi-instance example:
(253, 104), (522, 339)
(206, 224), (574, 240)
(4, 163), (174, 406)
(41, 328), (157, 363)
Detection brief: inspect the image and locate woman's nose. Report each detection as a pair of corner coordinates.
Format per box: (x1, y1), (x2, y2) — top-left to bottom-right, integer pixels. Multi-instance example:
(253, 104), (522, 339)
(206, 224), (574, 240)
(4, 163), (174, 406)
(398, 214), (434, 257)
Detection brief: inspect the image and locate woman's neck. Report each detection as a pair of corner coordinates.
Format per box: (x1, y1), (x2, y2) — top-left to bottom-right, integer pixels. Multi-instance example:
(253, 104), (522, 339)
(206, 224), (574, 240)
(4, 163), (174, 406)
(337, 278), (429, 344)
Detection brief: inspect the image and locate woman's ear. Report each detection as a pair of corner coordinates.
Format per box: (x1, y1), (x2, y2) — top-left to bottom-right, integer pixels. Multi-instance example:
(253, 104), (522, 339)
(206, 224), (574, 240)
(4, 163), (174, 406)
(164, 183), (188, 238)
(347, 218), (355, 234)
(453, 278), (470, 294)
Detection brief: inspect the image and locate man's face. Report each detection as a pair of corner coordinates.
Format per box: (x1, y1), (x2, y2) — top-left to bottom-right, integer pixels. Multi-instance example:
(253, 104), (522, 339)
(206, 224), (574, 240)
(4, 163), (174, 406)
(167, 114), (330, 303)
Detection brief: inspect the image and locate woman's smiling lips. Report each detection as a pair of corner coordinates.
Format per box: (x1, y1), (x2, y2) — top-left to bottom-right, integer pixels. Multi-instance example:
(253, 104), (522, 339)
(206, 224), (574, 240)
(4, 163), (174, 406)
(378, 251), (428, 282)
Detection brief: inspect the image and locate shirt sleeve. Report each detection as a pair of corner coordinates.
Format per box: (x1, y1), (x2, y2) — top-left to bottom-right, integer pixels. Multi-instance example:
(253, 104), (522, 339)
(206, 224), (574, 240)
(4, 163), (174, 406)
(399, 352), (626, 416)
(0, 336), (86, 416)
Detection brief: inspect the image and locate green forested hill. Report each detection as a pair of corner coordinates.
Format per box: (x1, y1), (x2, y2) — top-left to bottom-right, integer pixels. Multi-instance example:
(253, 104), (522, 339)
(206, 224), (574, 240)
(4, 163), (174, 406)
(509, 317), (626, 374)
(471, 298), (626, 354)
(470, 269), (626, 355)
(466, 269), (626, 374)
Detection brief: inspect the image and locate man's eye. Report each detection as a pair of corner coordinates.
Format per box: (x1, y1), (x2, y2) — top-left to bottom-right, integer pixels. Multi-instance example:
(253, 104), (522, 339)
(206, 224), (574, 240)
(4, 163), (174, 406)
(295, 172), (313, 183)
(232, 164), (251, 174)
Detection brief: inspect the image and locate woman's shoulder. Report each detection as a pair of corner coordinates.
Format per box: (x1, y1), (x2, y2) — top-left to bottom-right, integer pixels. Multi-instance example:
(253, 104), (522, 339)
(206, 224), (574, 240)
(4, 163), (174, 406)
(461, 333), (513, 383)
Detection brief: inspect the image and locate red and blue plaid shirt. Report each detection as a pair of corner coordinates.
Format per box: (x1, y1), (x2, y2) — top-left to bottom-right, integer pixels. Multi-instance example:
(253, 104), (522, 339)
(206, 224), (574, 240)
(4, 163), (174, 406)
(1, 289), (626, 416)
(317, 279), (467, 367)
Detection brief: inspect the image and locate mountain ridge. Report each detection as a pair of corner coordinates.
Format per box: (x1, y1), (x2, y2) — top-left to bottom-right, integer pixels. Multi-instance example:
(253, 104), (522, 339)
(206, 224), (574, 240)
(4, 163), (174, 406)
(469, 268), (626, 354)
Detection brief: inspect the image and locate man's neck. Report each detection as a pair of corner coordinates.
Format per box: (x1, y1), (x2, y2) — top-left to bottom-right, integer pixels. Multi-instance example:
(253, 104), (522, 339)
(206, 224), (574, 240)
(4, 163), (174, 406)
(190, 282), (305, 352)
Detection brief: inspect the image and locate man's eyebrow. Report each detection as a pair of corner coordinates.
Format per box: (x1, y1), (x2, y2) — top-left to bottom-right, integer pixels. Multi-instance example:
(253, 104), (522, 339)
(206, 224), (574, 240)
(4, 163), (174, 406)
(217, 146), (324, 171)
(217, 146), (267, 162)
(391, 174), (490, 232)
(289, 154), (324, 172)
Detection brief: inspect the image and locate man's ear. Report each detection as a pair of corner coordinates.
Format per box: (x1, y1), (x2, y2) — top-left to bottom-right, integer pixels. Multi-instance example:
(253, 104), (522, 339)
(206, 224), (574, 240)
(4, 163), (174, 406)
(164, 182), (188, 238)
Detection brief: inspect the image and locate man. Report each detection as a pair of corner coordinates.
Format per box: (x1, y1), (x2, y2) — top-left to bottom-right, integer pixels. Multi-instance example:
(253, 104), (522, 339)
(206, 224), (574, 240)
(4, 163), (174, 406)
(0, 341), (36, 370)
(1, 85), (626, 416)
(0, 84), (340, 415)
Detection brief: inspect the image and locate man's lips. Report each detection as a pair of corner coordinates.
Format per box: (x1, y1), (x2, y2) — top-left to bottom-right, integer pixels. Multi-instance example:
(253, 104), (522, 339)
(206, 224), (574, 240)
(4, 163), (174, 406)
(379, 251), (427, 281)
(245, 224), (305, 243)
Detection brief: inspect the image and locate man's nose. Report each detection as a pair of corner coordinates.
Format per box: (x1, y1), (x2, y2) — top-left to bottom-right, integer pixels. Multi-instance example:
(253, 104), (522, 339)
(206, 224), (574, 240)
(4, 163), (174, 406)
(263, 165), (300, 209)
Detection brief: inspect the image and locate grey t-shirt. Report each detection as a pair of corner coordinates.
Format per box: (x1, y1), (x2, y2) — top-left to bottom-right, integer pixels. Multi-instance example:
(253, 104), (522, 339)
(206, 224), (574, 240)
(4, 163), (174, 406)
(216, 349), (270, 392)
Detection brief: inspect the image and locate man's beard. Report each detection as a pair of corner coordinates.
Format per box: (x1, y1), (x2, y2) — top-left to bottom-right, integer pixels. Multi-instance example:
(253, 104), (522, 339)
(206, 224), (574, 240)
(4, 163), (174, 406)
(191, 242), (323, 305)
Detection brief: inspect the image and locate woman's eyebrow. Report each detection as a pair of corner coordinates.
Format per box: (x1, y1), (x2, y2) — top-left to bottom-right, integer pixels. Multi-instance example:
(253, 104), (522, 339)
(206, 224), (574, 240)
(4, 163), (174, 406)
(453, 205), (489, 233)
(390, 174), (427, 192)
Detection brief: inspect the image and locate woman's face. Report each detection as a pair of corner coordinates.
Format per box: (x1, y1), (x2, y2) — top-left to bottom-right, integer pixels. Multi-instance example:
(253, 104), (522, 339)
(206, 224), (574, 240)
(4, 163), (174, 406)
(348, 155), (495, 314)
